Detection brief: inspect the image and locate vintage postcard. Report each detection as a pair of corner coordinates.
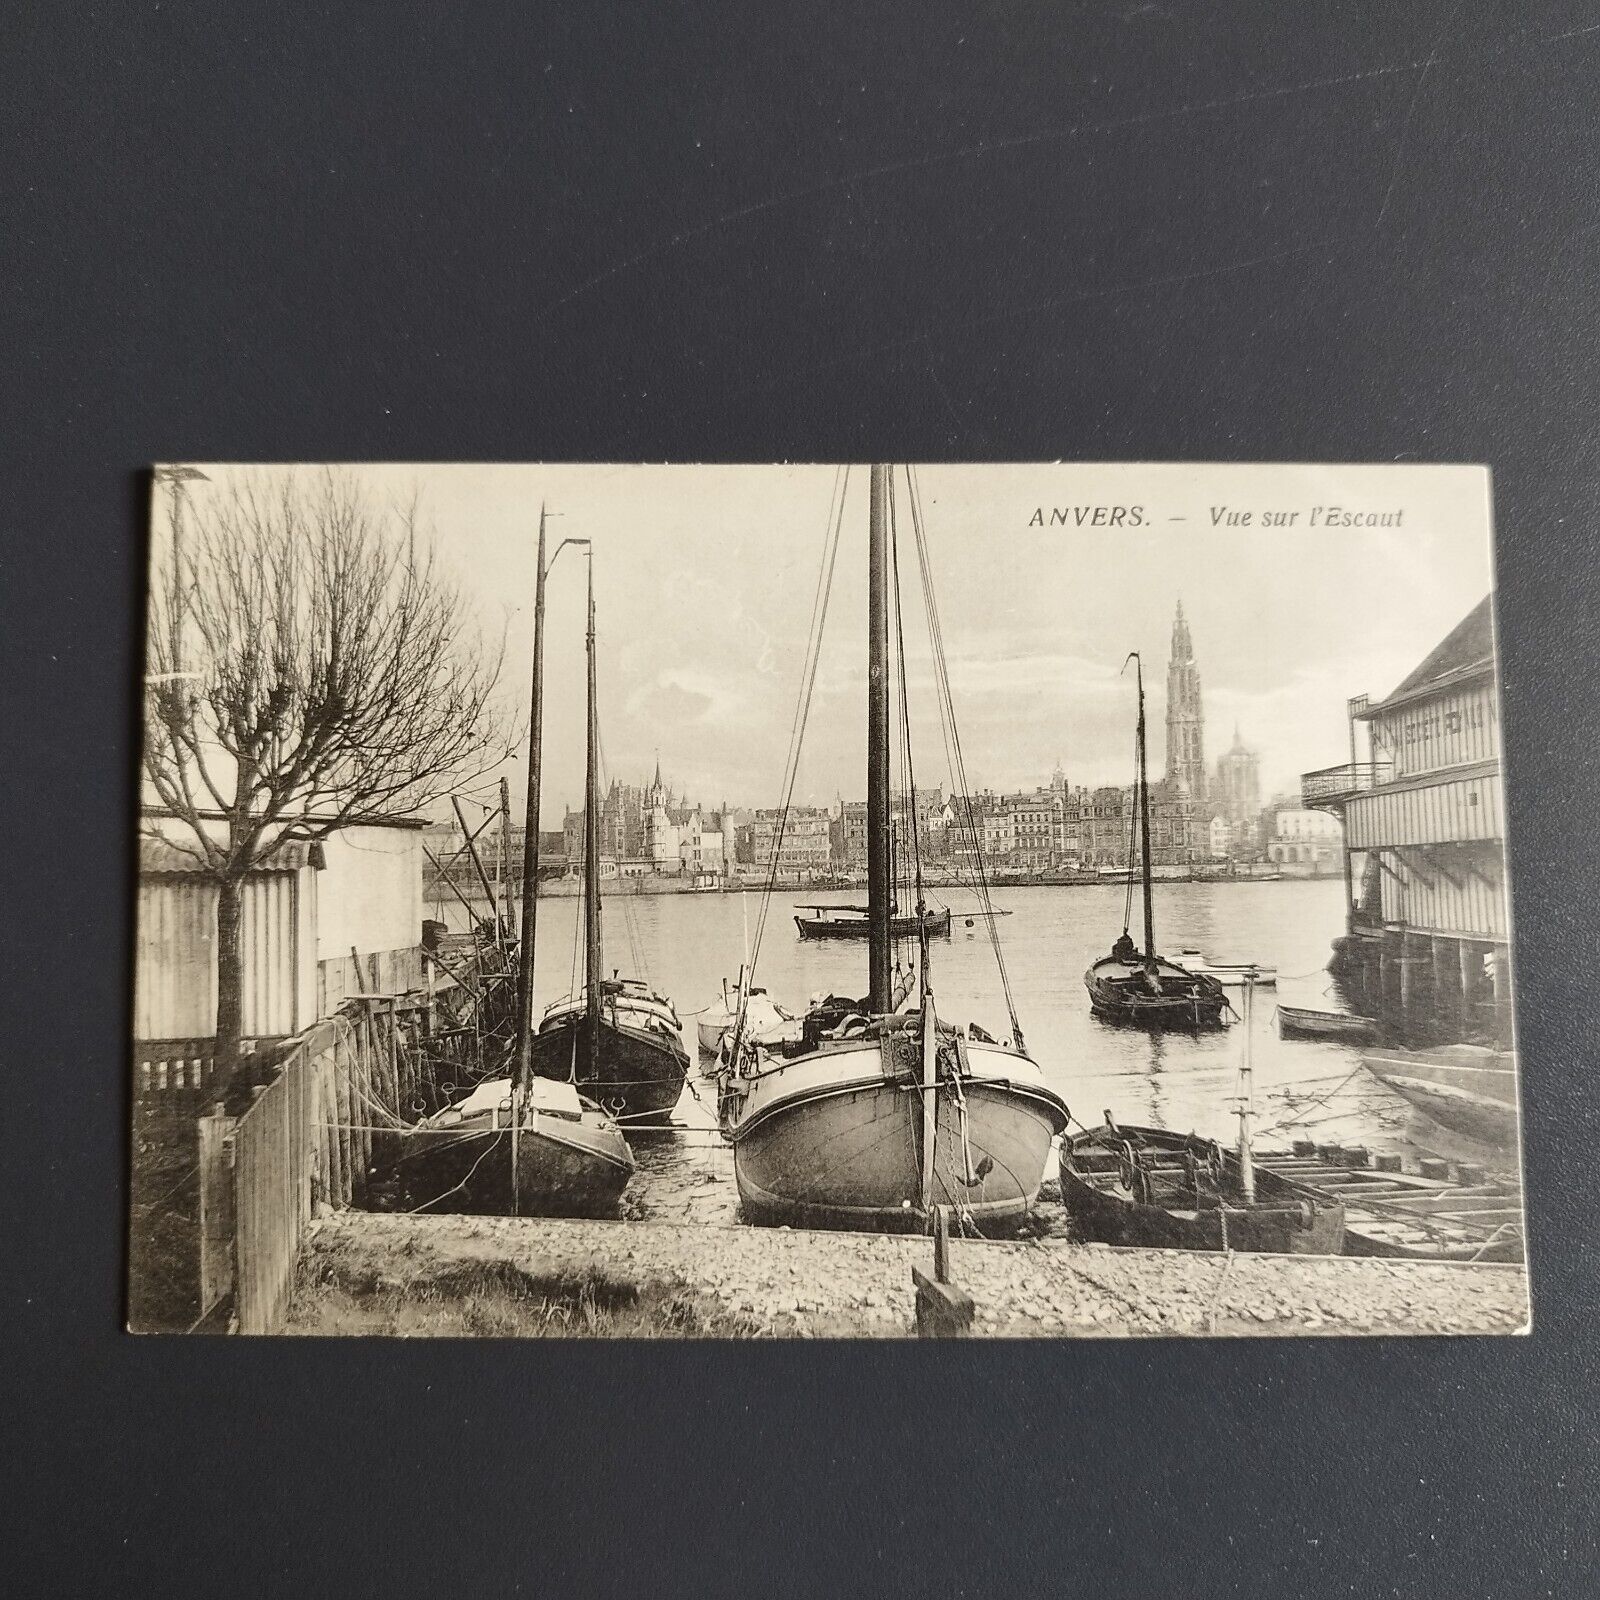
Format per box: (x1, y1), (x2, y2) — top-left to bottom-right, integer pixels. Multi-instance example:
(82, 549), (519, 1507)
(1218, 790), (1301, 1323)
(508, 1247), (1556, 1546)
(131, 463), (1527, 1337)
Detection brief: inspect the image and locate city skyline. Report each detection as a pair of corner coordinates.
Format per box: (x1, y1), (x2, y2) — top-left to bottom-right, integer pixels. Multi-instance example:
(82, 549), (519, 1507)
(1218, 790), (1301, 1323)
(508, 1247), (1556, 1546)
(156, 464), (1494, 820)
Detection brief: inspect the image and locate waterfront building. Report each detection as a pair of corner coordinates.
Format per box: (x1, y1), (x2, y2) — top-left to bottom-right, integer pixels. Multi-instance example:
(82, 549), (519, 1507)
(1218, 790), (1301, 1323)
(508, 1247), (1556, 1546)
(1078, 786), (1130, 869)
(1265, 807), (1343, 875)
(982, 808), (1015, 863)
(1302, 596), (1510, 1044)
(1164, 599), (1207, 801)
(1006, 790), (1058, 870)
(838, 787), (944, 868)
(750, 805), (832, 877)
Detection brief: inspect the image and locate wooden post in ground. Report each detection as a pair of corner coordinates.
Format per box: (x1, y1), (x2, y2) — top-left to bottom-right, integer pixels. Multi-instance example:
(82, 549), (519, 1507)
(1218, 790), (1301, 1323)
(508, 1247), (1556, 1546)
(197, 1102), (237, 1323)
(1458, 939), (1476, 1039)
(913, 1206), (974, 1337)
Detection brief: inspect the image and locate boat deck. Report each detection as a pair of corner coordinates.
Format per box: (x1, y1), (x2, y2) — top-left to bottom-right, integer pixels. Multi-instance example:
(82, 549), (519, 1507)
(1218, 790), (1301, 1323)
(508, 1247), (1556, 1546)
(1256, 1151), (1523, 1261)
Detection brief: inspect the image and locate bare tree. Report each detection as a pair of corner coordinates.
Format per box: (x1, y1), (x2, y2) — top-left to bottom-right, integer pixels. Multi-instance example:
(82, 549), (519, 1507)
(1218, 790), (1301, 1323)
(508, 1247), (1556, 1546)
(142, 469), (514, 1072)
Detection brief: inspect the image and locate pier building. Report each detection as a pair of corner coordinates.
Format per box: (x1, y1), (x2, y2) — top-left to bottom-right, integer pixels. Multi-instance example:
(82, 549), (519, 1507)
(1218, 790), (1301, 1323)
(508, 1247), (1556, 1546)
(1302, 596), (1511, 1045)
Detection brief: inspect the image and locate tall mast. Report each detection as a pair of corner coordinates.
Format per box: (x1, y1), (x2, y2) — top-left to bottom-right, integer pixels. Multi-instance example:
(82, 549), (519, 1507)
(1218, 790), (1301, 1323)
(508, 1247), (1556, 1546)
(1135, 653), (1156, 960)
(498, 776), (512, 938)
(513, 507), (549, 1092)
(867, 464), (892, 1012)
(584, 549), (603, 1076)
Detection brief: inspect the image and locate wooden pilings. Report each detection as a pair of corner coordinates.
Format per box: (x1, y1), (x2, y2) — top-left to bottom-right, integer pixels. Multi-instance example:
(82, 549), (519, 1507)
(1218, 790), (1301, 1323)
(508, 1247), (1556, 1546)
(1341, 925), (1509, 1048)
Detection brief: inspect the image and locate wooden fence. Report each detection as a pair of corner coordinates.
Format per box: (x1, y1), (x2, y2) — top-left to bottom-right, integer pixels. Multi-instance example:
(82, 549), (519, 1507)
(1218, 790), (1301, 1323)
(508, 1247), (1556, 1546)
(196, 998), (436, 1333)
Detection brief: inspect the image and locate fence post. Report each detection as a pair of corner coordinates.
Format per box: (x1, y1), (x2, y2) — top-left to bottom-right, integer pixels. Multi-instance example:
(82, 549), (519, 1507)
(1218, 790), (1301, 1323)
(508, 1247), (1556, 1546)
(197, 1102), (237, 1325)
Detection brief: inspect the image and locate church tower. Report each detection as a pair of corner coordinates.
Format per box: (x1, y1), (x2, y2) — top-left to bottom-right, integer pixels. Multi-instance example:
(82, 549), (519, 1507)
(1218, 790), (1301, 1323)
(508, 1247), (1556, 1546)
(1164, 599), (1207, 800)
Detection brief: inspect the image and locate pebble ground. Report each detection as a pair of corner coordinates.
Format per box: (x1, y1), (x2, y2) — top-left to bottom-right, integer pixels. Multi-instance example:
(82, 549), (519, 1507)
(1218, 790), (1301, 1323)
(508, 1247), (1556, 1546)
(295, 1210), (1530, 1338)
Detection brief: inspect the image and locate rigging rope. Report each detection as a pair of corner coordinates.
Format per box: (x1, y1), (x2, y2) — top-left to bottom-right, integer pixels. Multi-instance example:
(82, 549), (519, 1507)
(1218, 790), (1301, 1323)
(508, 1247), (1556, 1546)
(887, 474), (924, 975)
(732, 465), (850, 1052)
(903, 465), (1024, 1050)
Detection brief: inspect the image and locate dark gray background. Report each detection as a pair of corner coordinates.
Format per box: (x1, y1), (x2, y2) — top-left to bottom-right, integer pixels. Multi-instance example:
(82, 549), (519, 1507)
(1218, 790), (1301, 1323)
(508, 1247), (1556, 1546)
(5, 1), (1597, 1593)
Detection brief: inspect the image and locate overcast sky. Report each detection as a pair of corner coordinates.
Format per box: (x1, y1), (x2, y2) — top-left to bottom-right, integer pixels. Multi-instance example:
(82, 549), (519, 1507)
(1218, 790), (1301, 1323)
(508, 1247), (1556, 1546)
(162, 462), (1495, 822)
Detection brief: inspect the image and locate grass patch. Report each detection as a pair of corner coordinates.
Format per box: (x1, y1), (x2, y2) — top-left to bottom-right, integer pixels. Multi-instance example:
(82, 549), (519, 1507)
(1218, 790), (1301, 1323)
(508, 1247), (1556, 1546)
(287, 1251), (764, 1338)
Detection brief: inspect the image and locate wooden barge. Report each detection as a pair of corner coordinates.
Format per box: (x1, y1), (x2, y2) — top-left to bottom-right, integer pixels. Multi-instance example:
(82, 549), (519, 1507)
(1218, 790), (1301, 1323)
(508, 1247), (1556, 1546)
(1256, 1149), (1523, 1262)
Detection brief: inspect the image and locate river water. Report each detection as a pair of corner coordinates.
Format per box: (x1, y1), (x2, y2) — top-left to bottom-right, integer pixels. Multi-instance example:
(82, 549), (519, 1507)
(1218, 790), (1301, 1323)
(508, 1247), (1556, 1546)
(431, 878), (1482, 1226)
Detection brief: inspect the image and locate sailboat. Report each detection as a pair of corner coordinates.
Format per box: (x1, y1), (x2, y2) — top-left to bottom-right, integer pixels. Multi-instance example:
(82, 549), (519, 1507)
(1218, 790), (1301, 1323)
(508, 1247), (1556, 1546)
(716, 465), (1070, 1233)
(1084, 653), (1228, 1030)
(1060, 971), (1344, 1253)
(527, 544), (689, 1124)
(385, 513), (635, 1217)
(794, 902), (952, 940)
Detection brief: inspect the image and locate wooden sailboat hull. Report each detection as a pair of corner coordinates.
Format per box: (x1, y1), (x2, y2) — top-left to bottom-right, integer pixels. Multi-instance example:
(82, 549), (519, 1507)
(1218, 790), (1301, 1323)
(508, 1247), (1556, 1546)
(1059, 1127), (1345, 1254)
(531, 1011), (690, 1124)
(794, 907), (952, 941)
(725, 1038), (1068, 1232)
(385, 1111), (635, 1217)
(1362, 1047), (1520, 1148)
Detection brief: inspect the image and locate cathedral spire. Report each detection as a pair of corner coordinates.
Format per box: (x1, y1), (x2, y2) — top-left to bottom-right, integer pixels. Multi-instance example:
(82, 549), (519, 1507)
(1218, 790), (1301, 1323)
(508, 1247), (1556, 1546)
(1164, 600), (1206, 800)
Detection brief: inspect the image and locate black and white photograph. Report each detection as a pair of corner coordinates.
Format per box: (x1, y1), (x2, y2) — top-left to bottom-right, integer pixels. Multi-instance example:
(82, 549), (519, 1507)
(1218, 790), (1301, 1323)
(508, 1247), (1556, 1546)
(129, 461), (1527, 1338)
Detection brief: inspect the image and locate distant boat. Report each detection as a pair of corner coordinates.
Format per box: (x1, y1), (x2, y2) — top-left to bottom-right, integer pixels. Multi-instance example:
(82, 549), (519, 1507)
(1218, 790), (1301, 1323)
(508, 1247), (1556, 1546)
(1174, 949), (1278, 987)
(1084, 657), (1228, 1031)
(1277, 1004), (1378, 1042)
(1363, 1045), (1520, 1148)
(1059, 1122), (1345, 1254)
(794, 903), (952, 941)
(528, 554), (689, 1125)
(717, 465), (1069, 1233)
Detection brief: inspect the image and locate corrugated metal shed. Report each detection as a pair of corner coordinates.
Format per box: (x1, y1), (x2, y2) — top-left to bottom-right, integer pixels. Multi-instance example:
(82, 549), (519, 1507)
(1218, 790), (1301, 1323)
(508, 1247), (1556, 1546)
(135, 869), (315, 1040)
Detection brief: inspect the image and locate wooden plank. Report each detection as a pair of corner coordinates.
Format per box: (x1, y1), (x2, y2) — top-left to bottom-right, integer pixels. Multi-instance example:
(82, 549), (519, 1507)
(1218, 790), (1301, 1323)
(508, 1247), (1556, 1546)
(197, 1105), (236, 1319)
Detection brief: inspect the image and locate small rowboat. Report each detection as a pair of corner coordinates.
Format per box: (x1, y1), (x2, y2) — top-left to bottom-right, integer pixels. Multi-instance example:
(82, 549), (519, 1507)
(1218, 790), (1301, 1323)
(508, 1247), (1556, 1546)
(1277, 1005), (1380, 1043)
(1059, 1123), (1345, 1254)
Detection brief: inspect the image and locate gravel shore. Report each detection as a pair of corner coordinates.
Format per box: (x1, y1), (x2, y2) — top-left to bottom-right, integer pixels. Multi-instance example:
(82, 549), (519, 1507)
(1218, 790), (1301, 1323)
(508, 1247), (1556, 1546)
(289, 1211), (1529, 1338)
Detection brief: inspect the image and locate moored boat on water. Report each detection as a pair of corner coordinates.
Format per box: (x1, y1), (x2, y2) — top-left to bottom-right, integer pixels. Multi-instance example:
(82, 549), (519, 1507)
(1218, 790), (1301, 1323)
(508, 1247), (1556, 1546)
(1174, 949), (1278, 987)
(532, 978), (689, 1122)
(794, 903), (952, 941)
(717, 465), (1070, 1233)
(1277, 1004), (1379, 1042)
(1084, 657), (1228, 1031)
